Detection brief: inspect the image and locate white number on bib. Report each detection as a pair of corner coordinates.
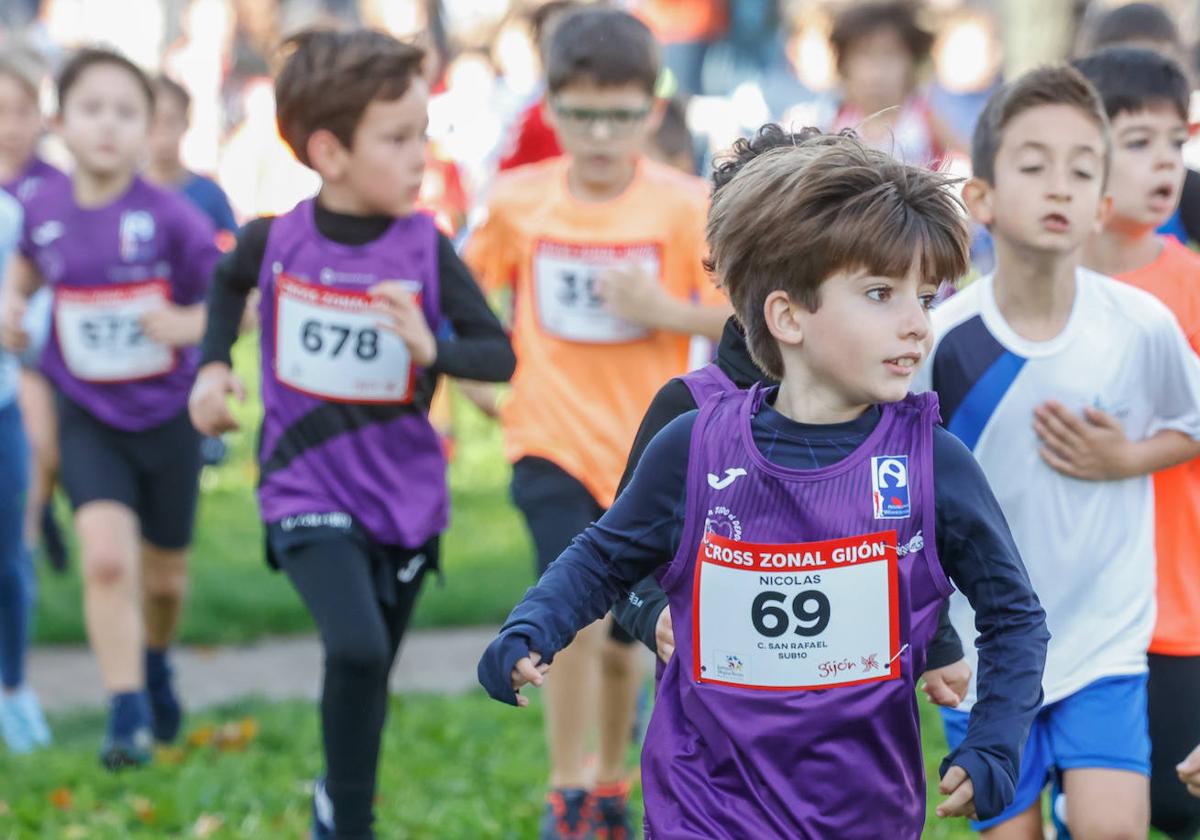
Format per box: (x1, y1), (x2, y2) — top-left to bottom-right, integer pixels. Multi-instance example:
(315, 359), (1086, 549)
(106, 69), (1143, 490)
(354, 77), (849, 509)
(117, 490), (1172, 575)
(54, 281), (175, 383)
(274, 273), (416, 404)
(693, 530), (900, 691)
(532, 240), (660, 343)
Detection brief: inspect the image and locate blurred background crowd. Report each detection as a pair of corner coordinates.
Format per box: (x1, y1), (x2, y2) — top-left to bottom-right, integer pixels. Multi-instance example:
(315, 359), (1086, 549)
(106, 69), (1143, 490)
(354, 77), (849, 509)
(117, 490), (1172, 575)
(3, 0), (1198, 256)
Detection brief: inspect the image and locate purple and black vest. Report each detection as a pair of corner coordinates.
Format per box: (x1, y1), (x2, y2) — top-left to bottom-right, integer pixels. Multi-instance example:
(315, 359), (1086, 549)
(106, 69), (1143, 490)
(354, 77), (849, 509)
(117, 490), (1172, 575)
(679, 362), (736, 407)
(643, 385), (951, 839)
(256, 200), (447, 548)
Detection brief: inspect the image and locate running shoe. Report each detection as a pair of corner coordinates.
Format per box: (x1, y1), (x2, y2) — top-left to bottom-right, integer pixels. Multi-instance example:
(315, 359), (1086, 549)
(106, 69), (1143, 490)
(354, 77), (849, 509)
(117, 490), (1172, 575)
(0, 692), (36, 754)
(10, 687), (50, 747)
(312, 777), (336, 840)
(146, 660), (182, 743)
(591, 781), (633, 840)
(540, 787), (595, 840)
(99, 727), (154, 770)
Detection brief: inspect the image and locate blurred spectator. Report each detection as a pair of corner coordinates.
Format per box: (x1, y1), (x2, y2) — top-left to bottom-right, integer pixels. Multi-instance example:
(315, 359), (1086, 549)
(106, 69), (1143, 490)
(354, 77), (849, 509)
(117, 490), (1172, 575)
(644, 96), (695, 174)
(928, 6), (1002, 145)
(633, 0), (727, 95)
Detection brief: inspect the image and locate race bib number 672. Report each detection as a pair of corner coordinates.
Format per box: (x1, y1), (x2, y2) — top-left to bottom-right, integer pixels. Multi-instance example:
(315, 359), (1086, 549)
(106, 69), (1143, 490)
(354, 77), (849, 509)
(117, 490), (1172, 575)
(693, 530), (900, 691)
(54, 280), (175, 383)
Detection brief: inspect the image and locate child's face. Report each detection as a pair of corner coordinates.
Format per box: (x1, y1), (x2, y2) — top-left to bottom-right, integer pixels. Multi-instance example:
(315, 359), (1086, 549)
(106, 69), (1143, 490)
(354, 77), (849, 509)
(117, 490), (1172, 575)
(1105, 105), (1188, 233)
(971, 104), (1107, 255)
(341, 78), (429, 216)
(148, 92), (188, 167)
(58, 64), (150, 178)
(0, 74), (43, 174)
(787, 262), (937, 408)
(840, 28), (914, 113)
(547, 80), (657, 190)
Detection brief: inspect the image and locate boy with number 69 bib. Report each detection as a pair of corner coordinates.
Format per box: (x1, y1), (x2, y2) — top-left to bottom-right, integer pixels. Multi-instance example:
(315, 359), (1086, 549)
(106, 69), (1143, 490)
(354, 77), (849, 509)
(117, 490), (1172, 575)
(478, 135), (1050, 838)
(189, 30), (514, 840)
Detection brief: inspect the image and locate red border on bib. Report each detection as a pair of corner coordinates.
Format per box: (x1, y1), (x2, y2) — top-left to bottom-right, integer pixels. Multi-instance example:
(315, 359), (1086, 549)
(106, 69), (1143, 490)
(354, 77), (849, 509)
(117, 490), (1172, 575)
(690, 529), (902, 691)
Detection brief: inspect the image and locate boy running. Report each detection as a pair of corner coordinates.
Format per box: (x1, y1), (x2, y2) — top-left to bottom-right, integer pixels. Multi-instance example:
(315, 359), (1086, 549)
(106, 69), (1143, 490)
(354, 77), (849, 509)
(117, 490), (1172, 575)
(1073, 47), (1200, 840)
(480, 132), (1050, 838)
(917, 64), (1200, 839)
(0, 48), (221, 768)
(189, 30), (515, 840)
(465, 8), (729, 837)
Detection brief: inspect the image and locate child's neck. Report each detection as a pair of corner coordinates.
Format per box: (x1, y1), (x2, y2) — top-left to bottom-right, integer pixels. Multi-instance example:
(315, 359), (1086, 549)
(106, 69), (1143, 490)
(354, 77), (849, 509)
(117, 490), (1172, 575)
(774, 373), (869, 425)
(991, 235), (1079, 343)
(317, 183), (387, 217)
(73, 167), (136, 209)
(566, 158), (637, 203)
(145, 157), (188, 188)
(1083, 223), (1163, 278)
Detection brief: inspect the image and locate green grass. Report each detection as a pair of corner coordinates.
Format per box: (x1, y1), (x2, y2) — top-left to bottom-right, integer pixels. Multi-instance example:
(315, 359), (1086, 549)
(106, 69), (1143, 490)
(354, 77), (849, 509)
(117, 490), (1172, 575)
(0, 692), (994, 839)
(33, 339), (536, 645)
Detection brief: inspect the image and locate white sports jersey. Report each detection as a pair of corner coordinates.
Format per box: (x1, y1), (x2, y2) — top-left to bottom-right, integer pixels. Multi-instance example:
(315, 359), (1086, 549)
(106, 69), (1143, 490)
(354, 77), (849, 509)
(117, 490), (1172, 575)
(914, 269), (1200, 709)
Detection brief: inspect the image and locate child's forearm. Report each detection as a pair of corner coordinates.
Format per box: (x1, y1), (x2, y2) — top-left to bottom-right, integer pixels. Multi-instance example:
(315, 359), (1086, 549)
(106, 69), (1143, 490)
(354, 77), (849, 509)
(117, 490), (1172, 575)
(645, 298), (731, 341)
(1118, 429), (1200, 477)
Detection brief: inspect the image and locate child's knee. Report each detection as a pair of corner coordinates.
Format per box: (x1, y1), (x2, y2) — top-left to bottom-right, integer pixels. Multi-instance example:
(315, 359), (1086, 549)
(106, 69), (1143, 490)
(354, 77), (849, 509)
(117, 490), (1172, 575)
(84, 550), (135, 589)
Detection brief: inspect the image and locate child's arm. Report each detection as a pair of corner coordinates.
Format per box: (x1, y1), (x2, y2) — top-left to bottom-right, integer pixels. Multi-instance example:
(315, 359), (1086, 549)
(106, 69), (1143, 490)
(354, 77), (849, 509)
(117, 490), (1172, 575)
(478, 412), (697, 705)
(933, 428), (1050, 822)
(597, 263), (731, 341)
(188, 218), (268, 436)
(1034, 400), (1200, 480)
(0, 255), (43, 353)
(1179, 744), (1200, 797)
(143, 200), (224, 348)
(372, 233), (514, 383)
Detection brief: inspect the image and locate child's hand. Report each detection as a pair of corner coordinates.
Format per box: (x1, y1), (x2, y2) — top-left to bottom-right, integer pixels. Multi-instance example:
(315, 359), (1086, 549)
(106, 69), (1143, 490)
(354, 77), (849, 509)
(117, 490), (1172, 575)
(511, 650), (550, 707)
(655, 606), (675, 664)
(936, 765), (976, 819)
(596, 263), (668, 326)
(1034, 400), (1132, 480)
(1178, 743), (1200, 797)
(141, 304), (201, 347)
(370, 282), (437, 367)
(189, 362), (245, 436)
(921, 658), (971, 707)
(0, 295), (29, 352)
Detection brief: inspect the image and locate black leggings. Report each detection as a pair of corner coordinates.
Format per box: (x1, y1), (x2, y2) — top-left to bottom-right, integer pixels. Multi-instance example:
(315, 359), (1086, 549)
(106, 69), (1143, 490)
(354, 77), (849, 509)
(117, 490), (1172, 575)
(1149, 653), (1200, 840)
(276, 533), (432, 840)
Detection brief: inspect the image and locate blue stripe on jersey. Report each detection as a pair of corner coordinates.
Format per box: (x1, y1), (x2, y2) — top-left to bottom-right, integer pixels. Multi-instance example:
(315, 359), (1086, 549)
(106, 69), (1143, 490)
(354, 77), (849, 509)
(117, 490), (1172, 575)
(932, 314), (1026, 451)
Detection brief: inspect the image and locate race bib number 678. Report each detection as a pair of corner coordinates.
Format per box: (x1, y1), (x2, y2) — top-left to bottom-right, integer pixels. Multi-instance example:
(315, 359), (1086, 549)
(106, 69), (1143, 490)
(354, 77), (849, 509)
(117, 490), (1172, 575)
(693, 530), (900, 691)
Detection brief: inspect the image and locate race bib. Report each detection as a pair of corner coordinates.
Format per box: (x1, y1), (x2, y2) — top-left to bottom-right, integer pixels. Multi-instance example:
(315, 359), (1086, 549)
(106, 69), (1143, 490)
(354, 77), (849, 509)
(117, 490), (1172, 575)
(693, 530), (900, 691)
(532, 240), (659, 343)
(274, 273), (416, 404)
(54, 280), (175, 382)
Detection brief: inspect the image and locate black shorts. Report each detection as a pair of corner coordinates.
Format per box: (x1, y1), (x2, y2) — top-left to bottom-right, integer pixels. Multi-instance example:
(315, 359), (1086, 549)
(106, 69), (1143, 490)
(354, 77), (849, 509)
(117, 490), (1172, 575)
(510, 456), (634, 645)
(57, 393), (202, 550)
(1148, 653), (1200, 840)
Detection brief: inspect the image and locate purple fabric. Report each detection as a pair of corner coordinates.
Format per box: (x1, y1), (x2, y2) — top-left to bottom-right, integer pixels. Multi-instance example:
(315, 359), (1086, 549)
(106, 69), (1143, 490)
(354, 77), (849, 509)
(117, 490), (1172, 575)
(643, 384), (951, 839)
(18, 175), (219, 430)
(2, 156), (68, 207)
(679, 362), (736, 407)
(255, 200), (447, 547)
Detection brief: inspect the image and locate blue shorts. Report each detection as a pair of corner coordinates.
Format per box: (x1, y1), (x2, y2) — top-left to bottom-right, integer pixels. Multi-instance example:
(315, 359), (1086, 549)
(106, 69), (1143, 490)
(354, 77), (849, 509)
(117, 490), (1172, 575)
(941, 673), (1150, 831)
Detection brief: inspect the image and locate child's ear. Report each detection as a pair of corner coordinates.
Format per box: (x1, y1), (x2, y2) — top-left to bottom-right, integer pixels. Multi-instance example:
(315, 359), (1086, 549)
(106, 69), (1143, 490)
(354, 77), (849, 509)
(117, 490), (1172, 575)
(1094, 192), (1114, 232)
(306, 129), (347, 180)
(961, 178), (994, 226)
(763, 289), (805, 350)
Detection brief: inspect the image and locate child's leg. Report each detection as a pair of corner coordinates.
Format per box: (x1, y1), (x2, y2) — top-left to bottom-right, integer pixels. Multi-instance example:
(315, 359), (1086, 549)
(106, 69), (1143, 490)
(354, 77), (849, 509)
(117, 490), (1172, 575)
(1060, 769), (1148, 839)
(17, 370), (58, 549)
(0, 401), (30, 691)
(76, 501), (144, 690)
(1047, 674), (1151, 840)
(279, 537), (397, 837)
(978, 803), (1044, 840)
(597, 620), (642, 785)
(1148, 653), (1200, 839)
(141, 542), (188, 649)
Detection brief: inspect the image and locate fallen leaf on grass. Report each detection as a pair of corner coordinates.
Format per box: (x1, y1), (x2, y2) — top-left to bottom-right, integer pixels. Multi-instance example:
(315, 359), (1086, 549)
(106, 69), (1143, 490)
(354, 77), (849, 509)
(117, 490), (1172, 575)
(192, 813), (224, 837)
(129, 795), (155, 824)
(214, 718), (260, 752)
(49, 788), (73, 811)
(187, 724), (215, 747)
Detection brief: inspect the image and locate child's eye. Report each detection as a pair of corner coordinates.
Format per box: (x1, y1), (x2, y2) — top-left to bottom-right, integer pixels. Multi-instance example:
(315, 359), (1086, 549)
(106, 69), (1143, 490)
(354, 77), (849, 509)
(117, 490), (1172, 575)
(919, 293), (937, 310)
(1073, 170), (1094, 180)
(1018, 165), (1043, 174)
(866, 287), (891, 302)
(1124, 139), (1149, 150)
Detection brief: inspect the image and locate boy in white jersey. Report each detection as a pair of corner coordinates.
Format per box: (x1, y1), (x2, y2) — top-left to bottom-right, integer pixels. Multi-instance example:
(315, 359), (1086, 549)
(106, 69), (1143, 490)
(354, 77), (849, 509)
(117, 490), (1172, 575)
(914, 64), (1200, 839)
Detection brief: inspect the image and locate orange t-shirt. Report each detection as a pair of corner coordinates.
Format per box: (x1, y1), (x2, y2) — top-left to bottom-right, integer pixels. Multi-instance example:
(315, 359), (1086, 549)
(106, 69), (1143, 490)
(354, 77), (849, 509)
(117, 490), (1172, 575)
(1119, 237), (1200, 655)
(465, 157), (723, 507)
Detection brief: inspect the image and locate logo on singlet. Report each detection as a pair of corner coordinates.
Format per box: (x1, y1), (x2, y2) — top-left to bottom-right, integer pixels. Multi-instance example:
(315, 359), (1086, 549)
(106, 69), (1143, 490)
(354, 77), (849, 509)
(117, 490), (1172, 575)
(707, 467), (747, 490)
(704, 505), (742, 540)
(31, 220), (63, 247)
(119, 210), (156, 262)
(871, 455), (910, 519)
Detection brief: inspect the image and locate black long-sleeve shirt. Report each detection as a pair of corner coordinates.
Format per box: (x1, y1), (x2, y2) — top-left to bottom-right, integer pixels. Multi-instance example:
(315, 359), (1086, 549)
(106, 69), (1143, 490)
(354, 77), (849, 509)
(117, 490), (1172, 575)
(611, 319), (965, 669)
(478, 390), (1049, 821)
(199, 204), (515, 402)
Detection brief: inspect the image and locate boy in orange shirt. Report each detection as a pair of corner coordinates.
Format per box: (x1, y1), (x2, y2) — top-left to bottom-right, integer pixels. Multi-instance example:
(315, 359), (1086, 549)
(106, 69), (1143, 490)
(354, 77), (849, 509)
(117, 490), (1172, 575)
(465, 8), (729, 837)
(1054, 48), (1200, 839)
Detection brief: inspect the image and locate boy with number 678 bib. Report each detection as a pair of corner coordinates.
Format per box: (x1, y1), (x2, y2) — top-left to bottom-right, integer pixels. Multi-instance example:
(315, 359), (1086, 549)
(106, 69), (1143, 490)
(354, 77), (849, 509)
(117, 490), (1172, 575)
(478, 135), (1050, 838)
(189, 30), (515, 840)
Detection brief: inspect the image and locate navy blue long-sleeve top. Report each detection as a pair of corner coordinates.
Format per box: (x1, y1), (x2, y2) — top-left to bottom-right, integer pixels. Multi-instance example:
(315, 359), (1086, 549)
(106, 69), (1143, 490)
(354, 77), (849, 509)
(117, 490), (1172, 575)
(479, 391), (1049, 822)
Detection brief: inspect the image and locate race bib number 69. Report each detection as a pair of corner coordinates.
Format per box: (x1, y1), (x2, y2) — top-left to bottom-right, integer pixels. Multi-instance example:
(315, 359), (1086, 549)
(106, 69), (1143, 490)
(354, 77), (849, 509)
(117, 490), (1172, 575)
(693, 530), (900, 691)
